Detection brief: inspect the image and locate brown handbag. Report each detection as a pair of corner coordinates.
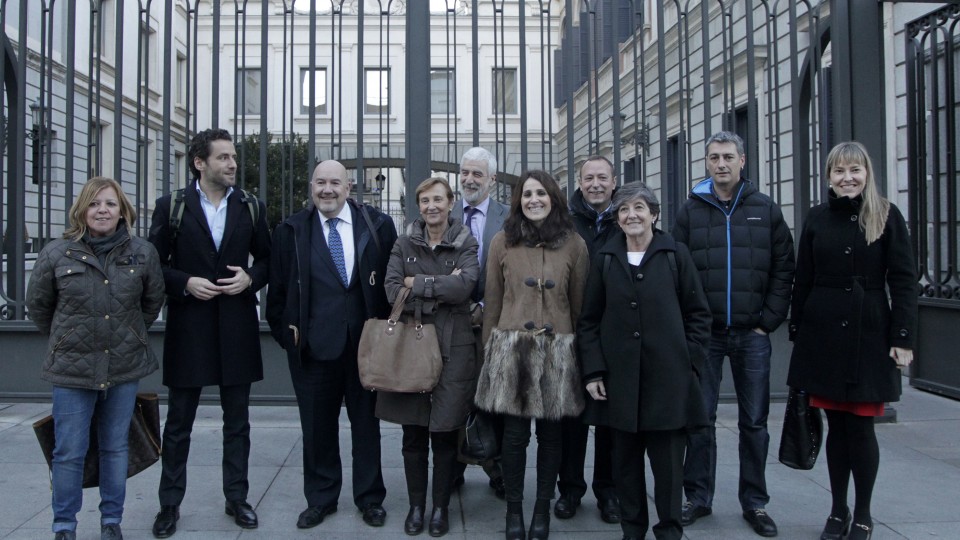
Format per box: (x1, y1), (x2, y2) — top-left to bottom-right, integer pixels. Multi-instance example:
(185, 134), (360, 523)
(33, 392), (162, 488)
(357, 287), (443, 393)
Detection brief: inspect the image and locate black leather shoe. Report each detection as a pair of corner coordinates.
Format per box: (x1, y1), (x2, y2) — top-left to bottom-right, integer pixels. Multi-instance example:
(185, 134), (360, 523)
(152, 505), (179, 538)
(361, 502), (387, 527)
(428, 506), (449, 537)
(598, 496), (622, 524)
(53, 532), (76, 540)
(742, 509), (778, 537)
(489, 476), (506, 500)
(225, 500), (258, 529)
(820, 511), (851, 540)
(553, 495), (580, 519)
(297, 504), (337, 529)
(405, 505), (425, 535)
(505, 510), (525, 540)
(680, 501), (712, 526)
(528, 512), (549, 540)
(847, 522), (872, 540)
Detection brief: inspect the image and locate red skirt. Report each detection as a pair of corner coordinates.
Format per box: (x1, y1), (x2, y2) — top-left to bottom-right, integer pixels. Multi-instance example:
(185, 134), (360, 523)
(809, 395), (883, 417)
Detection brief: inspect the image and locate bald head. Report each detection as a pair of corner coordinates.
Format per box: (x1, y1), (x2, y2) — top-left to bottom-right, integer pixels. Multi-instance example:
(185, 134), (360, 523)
(311, 160), (352, 218)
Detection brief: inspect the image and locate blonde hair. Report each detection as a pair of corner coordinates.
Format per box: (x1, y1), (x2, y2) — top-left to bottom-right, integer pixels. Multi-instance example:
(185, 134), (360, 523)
(825, 142), (889, 245)
(63, 177), (137, 240)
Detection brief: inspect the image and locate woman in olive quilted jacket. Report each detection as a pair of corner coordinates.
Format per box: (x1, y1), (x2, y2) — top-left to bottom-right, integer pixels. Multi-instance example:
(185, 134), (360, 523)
(27, 177), (165, 540)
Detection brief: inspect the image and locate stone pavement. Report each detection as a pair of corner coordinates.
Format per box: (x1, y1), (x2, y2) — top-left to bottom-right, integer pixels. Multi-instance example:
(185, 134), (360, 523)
(1, 381), (958, 539)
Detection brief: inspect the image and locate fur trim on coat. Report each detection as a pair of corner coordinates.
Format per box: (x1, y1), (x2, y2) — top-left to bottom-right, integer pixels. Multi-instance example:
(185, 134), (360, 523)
(474, 327), (585, 420)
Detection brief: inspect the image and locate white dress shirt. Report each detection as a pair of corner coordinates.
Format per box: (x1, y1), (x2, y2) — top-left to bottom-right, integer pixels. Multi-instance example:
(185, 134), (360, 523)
(197, 184), (233, 250)
(320, 204), (356, 286)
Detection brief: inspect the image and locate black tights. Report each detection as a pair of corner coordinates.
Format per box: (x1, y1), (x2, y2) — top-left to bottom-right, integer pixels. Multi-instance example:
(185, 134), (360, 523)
(824, 410), (879, 526)
(401, 425), (460, 508)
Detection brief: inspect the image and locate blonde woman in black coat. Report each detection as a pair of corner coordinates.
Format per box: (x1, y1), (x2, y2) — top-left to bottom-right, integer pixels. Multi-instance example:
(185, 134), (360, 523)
(787, 142), (917, 540)
(380, 177), (479, 537)
(578, 182), (711, 540)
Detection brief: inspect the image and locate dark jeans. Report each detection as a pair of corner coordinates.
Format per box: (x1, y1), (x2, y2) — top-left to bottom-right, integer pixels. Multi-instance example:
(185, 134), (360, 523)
(558, 419), (615, 501)
(401, 426), (459, 508)
(613, 428), (685, 540)
(683, 328), (771, 511)
(159, 384), (252, 505)
(501, 415), (562, 503)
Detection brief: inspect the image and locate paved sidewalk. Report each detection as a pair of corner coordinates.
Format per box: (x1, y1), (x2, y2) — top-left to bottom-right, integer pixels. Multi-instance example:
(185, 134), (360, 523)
(1, 381), (958, 539)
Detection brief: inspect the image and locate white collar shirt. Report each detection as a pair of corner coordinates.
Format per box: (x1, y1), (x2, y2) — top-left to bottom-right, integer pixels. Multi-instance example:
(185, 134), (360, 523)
(196, 183), (233, 250)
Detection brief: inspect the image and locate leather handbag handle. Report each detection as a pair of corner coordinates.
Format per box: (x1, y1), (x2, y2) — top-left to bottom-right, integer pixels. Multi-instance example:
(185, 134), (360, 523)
(388, 287), (412, 322)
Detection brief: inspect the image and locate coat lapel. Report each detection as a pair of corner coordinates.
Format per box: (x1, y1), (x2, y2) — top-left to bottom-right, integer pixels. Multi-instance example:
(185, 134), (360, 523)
(183, 183), (216, 250)
(353, 203), (371, 267)
(219, 190), (242, 255)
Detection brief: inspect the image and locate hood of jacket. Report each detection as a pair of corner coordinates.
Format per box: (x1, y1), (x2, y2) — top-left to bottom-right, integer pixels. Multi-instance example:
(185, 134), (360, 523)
(689, 177), (759, 211)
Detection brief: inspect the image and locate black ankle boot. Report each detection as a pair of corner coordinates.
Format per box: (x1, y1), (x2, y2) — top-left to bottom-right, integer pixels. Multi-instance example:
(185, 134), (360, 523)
(405, 505), (425, 535)
(505, 509), (525, 540)
(528, 511), (549, 540)
(428, 506), (449, 537)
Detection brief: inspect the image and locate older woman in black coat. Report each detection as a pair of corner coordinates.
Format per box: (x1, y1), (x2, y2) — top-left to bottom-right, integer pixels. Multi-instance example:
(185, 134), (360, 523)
(787, 142), (917, 540)
(578, 182), (711, 540)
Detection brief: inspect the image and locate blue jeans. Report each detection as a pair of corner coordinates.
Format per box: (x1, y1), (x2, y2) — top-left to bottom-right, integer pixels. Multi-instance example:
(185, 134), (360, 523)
(51, 381), (139, 533)
(683, 328), (771, 511)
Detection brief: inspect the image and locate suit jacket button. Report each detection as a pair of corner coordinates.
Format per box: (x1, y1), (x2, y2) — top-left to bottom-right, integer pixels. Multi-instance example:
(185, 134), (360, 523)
(899, 328), (908, 337)
(630, 302), (638, 309)
(633, 331), (640, 338)
(841, 320), (849, 327)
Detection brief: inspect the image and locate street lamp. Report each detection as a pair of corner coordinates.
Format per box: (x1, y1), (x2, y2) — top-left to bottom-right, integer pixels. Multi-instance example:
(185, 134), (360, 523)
(375, 172), (386, 210)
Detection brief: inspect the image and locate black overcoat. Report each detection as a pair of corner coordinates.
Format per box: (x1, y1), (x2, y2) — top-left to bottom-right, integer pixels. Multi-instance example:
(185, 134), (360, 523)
(578, 230), (712, 433)
(148, 182), (271, 387)
(787, 194), (918, 403)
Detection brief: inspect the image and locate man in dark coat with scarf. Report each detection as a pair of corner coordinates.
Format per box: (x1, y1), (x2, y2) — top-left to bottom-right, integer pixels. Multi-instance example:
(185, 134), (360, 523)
(148, 129), (271, 537)
(557, 155), (621, 524)
(266, 159), (397, 530)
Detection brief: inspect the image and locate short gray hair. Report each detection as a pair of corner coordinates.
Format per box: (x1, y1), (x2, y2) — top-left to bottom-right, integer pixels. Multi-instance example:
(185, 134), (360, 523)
(611, 181), (660, 217)
(705, 131), (745, 157)
(460, 147), (498, 176)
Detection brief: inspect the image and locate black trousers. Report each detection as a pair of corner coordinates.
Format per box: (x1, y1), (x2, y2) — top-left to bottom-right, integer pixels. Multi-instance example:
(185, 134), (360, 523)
(611, 428), (686, 540)
(158, 384), (251, 505)
(501, 415), (562, 503)
(402, 425), (459, 508)
(558, 418), (616, 501)
(288, 347), (386, 509)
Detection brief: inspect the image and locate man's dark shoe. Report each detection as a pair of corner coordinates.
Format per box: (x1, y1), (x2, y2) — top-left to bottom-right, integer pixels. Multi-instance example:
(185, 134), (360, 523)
(489, 475), (506, 499)
(54, 532), (76, 540)
(680, 501), (712, 526)
(101, 523), (123, 540)
(224, 500), (258, 529)
(428, 506), (449, 537)
(553, 495), (580, 519)
(152, 505), (179, 538)
(404, 505), (425, 535)
(743, 509), (778, 537)
(296, 504), (337, 529)
(361, 502), (387, 527)
(598, 496), (622, 524)
(505, 510), (525, 540)
(528, 511), (550, 540)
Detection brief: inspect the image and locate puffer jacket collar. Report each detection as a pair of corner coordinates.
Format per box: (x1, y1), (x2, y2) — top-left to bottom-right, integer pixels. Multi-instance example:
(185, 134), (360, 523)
(405, 217), (472, 250)
(689, 177), (757, 215)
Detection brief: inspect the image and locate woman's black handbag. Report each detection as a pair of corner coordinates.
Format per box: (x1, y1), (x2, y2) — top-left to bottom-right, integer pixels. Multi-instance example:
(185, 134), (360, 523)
(778, 388), (823, 470)
(33, 392), (162, 488)
(460, 410), (501, 462)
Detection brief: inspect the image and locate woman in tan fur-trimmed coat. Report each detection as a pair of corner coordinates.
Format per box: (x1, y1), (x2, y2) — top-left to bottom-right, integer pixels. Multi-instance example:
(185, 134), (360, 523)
(474, 170), (589, 540)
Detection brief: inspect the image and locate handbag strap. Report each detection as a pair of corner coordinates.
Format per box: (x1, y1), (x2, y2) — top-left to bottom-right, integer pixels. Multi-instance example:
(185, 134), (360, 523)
(388, 287), (412, 322)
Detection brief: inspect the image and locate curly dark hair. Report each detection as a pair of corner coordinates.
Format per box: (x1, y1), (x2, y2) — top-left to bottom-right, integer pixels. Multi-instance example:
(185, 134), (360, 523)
(187, 128), (233, 179)
(503, 170), (574, 247)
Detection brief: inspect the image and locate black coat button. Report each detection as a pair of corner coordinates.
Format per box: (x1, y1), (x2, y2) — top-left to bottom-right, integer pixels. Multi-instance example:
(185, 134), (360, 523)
(630, 302), (638, 309)
(841, 320), (849, 327)
(851, 214), (858, 222)
(844, 247), (852, 255)
(636, 273), (644, 280)
(633, 332), (640, 338)
(845, 287), (852, 292)
(899, 328), (908, 337)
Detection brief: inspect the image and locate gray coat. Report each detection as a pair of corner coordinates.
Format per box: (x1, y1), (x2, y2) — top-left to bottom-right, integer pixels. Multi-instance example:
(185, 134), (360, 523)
(26, 233), (165, 390)
(376, 218), (480, 432)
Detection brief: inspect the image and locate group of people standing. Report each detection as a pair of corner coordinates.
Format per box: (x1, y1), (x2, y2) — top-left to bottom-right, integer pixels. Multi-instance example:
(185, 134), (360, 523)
(26, 128), (916, 540)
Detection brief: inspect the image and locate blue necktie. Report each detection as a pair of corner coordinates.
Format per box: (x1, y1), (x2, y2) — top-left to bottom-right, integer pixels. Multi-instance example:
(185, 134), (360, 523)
(327, 217), (348, 286)
(464, 206), (477, 237)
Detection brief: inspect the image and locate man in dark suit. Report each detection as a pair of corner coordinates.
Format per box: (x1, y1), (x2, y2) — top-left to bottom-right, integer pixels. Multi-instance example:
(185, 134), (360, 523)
(266, 159), (397, 530)
(148, 129), (271, 538)
(450, 147), (509, 497)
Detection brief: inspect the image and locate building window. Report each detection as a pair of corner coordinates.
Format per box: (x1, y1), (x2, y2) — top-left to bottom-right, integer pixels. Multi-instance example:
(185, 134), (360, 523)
(300, 68), (328, 115)
(430, 68), (455, 115)
(365, 68), (390, 115)
(493, 68), (518, 115)
(238, 68), (262, 115)
(176, 53), (187, 105)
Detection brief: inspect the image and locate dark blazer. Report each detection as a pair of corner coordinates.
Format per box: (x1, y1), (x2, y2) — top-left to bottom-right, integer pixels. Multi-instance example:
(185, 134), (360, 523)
(451, 197), (508, 300)
(787, 194), (917, 403)
(148, 182), (271, 388)
(266, 199), (397, 363)
(578, 229), (712, 432)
